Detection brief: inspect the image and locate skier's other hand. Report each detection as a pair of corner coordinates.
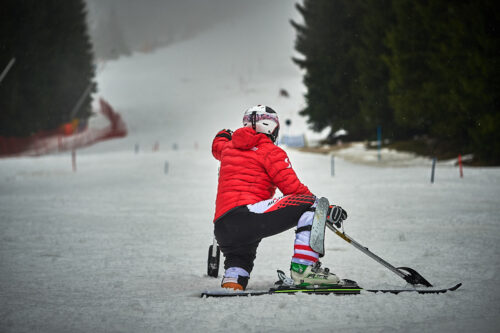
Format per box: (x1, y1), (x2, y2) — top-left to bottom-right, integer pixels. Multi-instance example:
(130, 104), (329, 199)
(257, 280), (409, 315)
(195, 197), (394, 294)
(216, 129), (233, 140)
(327, 205), (347, 228)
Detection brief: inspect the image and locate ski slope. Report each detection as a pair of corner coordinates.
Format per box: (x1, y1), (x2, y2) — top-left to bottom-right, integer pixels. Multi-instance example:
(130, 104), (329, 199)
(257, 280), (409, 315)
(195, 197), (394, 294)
(90, 0), (318, 154)
(2, 1), (500, 331)
(1, 147), (500, 332)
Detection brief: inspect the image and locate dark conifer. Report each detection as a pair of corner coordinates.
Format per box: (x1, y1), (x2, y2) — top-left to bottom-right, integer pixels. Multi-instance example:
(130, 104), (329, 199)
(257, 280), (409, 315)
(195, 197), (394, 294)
(0, 0), (95, 136)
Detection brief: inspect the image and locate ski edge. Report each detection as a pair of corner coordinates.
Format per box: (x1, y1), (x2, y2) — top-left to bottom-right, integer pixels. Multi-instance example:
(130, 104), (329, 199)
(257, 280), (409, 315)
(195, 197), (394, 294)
(200, 283), (462, 298)
(366, 283), (462, 295)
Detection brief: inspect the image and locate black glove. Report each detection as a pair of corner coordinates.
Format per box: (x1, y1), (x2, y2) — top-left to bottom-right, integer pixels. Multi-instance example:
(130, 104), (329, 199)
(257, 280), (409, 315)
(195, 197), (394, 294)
(215, 129), (233, 140)
(327, 205), (347, 228)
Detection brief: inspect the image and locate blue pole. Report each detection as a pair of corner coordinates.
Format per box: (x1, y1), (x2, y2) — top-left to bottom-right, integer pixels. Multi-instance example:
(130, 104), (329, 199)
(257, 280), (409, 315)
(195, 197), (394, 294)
(431, 158), (437, 183)
(164, 161), (169, 175)
(377, 126), (382, 161)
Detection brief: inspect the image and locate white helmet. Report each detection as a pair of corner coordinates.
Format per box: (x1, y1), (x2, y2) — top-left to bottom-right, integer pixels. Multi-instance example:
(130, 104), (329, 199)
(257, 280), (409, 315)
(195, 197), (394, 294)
(242, 105), (280, 142)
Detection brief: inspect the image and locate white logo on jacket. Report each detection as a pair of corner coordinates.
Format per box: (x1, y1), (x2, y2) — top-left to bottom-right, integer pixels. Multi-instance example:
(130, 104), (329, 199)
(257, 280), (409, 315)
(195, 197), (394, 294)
(285, 158), (292, 168)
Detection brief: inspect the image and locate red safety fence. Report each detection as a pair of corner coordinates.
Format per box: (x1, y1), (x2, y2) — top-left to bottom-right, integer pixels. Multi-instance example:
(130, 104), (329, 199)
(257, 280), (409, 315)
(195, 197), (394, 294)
(0, 98), (127, 157)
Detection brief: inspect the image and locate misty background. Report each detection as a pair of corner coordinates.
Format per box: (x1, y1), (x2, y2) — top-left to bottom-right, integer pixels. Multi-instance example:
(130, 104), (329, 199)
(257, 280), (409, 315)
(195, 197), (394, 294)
(2, 0), (497, 161)
(84, 0), (313, 152)
(86, 0), (271, 60)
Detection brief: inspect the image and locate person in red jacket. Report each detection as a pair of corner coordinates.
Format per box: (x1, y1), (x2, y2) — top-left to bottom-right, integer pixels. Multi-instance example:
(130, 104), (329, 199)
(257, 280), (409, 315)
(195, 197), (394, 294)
(212, 105), (347, 290)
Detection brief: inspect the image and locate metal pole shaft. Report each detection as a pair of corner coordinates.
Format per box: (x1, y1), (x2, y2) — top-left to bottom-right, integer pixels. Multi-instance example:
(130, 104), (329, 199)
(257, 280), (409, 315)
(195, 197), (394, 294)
(0, 58), (16, 85)
(431, 158), (437, 183)
(330, 155), (335, 177)
(377, 126), (382, 161)
(70, 82), (93, 119)
(327, 223), (407, 279)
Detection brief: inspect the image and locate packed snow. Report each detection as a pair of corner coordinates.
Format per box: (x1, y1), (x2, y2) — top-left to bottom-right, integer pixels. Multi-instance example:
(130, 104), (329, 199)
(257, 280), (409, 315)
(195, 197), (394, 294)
(1, 147), (499, 332)
(2, 2), (500, 332)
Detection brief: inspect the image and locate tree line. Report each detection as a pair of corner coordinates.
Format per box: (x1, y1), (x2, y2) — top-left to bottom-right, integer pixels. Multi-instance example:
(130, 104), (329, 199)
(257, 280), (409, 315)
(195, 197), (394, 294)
(0, 0), (95, 137)
(292, 0), (499, 164)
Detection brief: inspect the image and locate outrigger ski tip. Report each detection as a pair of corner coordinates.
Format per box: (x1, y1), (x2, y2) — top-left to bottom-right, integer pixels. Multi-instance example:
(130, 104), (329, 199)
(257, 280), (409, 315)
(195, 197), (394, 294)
(366, 282), (462, 294)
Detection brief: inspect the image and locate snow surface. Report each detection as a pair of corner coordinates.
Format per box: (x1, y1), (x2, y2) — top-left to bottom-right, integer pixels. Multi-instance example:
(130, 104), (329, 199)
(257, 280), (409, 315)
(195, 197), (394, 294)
(336, 143), (434, 167)
(1, 148), (499, 332)
(2, 2), (500, 332)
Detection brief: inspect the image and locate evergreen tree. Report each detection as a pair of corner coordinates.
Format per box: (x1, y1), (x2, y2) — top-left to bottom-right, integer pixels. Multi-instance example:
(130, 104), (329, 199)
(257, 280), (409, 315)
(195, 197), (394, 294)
(385, 0), (499, 162)
(384, 0), (435, 138)
(433, 1), (499, 163)
(355, 0), (397, 140)
(291, 0), (364, 139)
(0, 0), (95, 137)
(292, 0), (499, 163)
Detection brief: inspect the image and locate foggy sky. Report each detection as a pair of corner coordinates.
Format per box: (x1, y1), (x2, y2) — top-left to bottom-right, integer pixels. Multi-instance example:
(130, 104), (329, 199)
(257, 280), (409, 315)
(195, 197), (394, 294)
(85, 0), (291, 59)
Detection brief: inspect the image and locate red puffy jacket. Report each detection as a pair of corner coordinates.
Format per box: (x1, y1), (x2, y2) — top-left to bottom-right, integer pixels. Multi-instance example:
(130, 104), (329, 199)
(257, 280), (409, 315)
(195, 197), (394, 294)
(212, 127), (313, 221)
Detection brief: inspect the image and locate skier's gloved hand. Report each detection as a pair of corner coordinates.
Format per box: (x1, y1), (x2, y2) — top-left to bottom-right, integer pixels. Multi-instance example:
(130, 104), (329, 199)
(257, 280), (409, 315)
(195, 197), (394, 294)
(216, 129), (233, 140)
(327, 205), (347, 228)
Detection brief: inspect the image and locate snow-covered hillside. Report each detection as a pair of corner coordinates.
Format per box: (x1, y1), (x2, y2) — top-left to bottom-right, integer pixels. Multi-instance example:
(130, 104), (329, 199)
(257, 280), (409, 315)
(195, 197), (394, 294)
(90, 0), (316, 154)
(1, 2), (500, 332)
(1, 148), (499, 332)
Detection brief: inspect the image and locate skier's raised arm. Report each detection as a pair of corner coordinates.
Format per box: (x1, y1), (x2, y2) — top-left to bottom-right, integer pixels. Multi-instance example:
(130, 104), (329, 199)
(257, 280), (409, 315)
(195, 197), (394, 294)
(211, 129), (232, 161)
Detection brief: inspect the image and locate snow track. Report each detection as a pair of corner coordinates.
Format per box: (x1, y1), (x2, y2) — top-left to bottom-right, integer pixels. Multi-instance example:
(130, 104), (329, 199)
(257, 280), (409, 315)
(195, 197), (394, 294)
(1, 149), (499, 332)
(1, 1), (499, 331)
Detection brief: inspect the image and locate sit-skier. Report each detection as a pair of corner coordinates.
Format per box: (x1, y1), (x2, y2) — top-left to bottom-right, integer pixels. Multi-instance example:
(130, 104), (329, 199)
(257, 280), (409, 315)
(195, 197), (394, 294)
(212, 105), (348, 290)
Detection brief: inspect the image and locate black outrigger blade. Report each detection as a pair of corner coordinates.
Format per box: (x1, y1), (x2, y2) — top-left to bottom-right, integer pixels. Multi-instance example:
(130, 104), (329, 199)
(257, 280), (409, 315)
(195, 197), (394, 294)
(398, 267), (433, 287)
(326, 222), (433, 287)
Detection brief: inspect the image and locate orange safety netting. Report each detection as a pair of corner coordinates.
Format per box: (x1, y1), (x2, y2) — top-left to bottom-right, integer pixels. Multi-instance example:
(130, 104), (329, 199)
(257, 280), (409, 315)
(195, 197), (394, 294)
(0, 99), (127, 157)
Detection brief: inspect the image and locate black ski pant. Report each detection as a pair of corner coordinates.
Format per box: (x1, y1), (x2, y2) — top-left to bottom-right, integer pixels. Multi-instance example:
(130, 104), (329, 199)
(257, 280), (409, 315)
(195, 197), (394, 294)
(214, 194), (316, 274)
